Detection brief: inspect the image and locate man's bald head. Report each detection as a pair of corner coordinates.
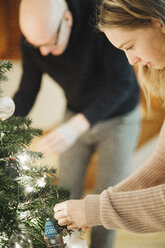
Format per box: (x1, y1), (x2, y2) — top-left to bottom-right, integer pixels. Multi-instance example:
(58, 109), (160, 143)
(19, 0), (68, 44)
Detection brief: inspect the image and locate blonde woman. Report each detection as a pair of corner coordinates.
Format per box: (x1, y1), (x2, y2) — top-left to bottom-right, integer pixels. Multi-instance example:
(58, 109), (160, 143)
(54, 0), (165, 233)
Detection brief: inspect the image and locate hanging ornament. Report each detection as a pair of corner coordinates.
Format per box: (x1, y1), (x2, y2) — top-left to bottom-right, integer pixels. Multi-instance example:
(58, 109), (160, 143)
(0, 94), (15, 121)
(44, 219), (65, 248)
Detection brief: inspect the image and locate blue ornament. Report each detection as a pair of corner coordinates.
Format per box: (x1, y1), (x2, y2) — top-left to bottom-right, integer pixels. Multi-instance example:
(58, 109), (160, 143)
(45, 219), (58, 240)
(44, 219), (65, 248)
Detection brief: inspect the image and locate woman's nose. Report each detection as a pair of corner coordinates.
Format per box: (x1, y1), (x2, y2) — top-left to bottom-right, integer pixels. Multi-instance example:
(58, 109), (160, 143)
(126, 54), (141, 66)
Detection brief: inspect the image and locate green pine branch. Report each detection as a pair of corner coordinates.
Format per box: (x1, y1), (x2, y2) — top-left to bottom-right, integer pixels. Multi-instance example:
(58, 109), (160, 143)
(0, 60), (12, 81)
(0, 61), (70, 248)
(0, 116), (70, 248)
(0, 60), (12, 95)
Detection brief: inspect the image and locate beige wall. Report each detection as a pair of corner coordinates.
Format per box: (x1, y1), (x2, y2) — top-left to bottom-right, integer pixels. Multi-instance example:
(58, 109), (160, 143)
(4, 60), (66, 130)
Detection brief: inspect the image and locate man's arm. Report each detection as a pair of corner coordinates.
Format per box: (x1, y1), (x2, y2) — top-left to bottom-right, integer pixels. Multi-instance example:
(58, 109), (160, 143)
(38, 113), (90, 154)
(82, 34), (139, 126)
(39, 35), (139, 154)
(14, 36), (42, 116)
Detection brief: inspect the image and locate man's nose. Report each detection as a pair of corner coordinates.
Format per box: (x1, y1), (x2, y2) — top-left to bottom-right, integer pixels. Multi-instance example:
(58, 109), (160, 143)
(40, 46), (52, 56)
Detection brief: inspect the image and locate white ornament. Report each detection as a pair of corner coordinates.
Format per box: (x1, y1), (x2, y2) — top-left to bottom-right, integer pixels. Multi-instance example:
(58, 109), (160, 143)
(64, 230), (88, 248)
(0, 95), (15, 121)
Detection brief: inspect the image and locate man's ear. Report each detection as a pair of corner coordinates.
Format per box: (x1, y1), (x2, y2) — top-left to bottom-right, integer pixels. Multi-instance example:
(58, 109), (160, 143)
(64, 10), (73, 27)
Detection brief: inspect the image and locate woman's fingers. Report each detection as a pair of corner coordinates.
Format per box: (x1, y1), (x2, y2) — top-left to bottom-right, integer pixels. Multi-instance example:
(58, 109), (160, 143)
(67, 224), (79, 230)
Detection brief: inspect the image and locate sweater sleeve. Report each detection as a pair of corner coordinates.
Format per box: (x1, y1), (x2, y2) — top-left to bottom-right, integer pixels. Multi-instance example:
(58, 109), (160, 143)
(13, 36), (43, 116)
(112, 119), (165, 192)
(82, 34), (139, 126)
(85, 184), (165, 233)
(84, 119), (165, 233)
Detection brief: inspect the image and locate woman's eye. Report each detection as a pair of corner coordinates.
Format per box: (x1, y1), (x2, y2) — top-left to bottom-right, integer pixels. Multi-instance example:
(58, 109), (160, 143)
(125, 45), (134, 51)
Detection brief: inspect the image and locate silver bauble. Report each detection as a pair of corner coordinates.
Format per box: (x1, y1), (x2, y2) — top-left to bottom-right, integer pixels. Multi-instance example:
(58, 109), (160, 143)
(0, 95), (15, 121)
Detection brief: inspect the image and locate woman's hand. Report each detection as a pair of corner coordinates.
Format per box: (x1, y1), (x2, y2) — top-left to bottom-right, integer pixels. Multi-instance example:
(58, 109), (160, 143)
(54, 199), (88, 230)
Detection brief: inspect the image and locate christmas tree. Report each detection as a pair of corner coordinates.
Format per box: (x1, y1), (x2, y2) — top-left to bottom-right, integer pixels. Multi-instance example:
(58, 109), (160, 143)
(0, 60), (70, 248)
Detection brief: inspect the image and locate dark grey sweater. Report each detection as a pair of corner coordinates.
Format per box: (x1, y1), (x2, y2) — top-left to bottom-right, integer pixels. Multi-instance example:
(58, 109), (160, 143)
(14, 0), (139, 126)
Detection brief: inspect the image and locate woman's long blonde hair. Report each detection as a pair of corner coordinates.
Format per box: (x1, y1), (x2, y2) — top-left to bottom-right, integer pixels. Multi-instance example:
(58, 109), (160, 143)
(137, 65), (165, 111)
(97, 0), (165, 108)
(97, 0), (165, 30)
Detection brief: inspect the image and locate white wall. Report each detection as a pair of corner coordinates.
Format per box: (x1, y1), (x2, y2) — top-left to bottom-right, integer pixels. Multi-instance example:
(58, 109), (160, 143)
(3, 60), (66, 130)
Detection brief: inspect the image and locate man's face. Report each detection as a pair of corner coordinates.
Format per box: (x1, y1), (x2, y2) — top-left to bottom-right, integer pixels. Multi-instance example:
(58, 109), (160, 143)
(38, 10), (73, 56)
(20, 1), (73, 56)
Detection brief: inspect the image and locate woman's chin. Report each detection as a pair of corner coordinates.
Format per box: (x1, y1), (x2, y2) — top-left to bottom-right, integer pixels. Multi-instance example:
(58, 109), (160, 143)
(153, 63), (165, 70)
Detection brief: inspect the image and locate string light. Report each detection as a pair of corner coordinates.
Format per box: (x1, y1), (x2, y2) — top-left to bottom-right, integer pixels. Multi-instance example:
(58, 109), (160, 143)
(15, 243), (22, 248)
(17, 152), (30, 170)
(25, 185), (34, 193)
(37, 177), (46, 187)
(19, 211), (29, 219)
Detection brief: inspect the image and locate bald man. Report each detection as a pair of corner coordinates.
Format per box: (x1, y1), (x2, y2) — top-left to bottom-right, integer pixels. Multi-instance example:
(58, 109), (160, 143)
(13, 0), (141, 247)
(19, 0), (72, 56)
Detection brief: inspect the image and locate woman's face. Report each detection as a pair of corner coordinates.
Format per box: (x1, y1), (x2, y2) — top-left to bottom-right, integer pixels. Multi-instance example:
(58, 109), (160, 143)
(104, 20), (165, 70)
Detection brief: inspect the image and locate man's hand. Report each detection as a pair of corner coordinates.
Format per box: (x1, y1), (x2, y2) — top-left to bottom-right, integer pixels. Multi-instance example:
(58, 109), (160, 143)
(38, 114), (90, 154)
(54, 199), (88, 230)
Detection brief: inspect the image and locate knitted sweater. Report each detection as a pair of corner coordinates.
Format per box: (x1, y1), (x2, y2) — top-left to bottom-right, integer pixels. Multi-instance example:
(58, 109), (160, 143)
(85, 118), (165, 233)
